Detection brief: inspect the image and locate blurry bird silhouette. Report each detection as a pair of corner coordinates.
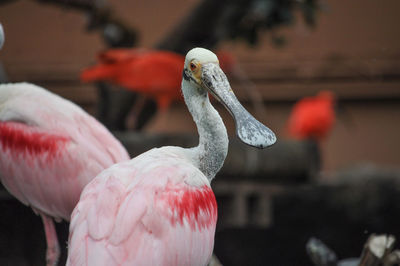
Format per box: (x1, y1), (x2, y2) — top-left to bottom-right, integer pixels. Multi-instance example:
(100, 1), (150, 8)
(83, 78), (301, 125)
(288, 91), (336, 141)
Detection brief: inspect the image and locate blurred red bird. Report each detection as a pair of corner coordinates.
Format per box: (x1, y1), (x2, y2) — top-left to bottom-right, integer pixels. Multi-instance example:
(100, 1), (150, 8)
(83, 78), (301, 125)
(288, 91), (336, 141)
(81, 48), (185, 110)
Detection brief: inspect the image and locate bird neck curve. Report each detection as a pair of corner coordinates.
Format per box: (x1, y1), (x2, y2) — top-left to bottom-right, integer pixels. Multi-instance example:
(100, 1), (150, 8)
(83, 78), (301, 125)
(182, 79), (229, 182)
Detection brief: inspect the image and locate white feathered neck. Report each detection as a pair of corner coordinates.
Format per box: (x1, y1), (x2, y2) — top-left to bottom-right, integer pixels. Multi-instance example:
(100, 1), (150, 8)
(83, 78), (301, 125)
(181, 78), (228, 181)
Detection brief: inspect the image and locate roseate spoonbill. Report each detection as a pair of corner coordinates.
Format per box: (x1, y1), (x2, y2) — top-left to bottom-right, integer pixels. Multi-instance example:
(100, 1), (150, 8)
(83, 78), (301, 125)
(0, 83), (130, 266)
(288, 91), (336, 141)
(67, 48), (276, 266)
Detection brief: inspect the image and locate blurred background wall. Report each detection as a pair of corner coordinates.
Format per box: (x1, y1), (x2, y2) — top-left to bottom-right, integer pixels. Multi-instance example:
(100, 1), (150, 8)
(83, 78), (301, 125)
(1, 0), (399, 172)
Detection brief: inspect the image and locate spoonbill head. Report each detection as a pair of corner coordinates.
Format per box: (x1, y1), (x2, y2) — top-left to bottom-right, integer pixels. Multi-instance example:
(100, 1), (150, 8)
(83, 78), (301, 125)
(182, 47), (276, 149)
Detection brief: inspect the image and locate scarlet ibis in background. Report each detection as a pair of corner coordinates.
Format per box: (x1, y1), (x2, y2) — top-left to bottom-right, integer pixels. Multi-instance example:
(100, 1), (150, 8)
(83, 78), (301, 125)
(287, 90), (336, 141)
(67, 48), (276, 265)
(81, 48), (185, 110)
(0, 83), (130, 266)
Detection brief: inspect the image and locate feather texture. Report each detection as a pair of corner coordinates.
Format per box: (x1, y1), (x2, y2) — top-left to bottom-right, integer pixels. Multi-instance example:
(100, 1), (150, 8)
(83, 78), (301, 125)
(0, 82), (130, 220)
(67, 147), (217, 266)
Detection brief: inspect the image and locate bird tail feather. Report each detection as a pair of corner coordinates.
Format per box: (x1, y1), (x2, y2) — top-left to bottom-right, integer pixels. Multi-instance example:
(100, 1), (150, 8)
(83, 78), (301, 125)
(80, 66), (115, 83)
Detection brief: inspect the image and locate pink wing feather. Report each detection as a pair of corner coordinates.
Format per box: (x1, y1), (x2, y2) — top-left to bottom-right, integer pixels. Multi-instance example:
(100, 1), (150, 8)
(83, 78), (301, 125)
(67, 148), (217, 266)
(0, 83), (130, 220)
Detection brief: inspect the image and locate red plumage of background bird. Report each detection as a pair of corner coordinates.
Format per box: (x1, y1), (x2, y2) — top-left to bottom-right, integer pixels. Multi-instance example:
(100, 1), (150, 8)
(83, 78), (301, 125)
(287, 91), (336, 141)
(81, 48), (185, 110)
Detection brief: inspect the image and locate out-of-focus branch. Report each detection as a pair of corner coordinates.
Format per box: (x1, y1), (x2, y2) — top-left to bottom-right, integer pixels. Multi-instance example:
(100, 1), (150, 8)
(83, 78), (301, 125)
(34, 0), (100, 11)
(34, 0), (138, 47)
(0, 0), (17, 5)
(156, 0), (229, 53)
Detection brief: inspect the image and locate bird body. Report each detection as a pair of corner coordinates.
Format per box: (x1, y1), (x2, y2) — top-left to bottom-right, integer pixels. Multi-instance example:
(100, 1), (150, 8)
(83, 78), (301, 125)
(288, 91), (335, 141)
(0, 82), (130, 264)
(68, 147), (217, 266)
(67, 48), (276, 265)
(81, 48), (184, 109)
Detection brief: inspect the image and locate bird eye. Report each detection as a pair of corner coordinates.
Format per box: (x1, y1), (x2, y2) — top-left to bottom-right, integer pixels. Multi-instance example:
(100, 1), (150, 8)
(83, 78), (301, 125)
(190, 62), (197, 72)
